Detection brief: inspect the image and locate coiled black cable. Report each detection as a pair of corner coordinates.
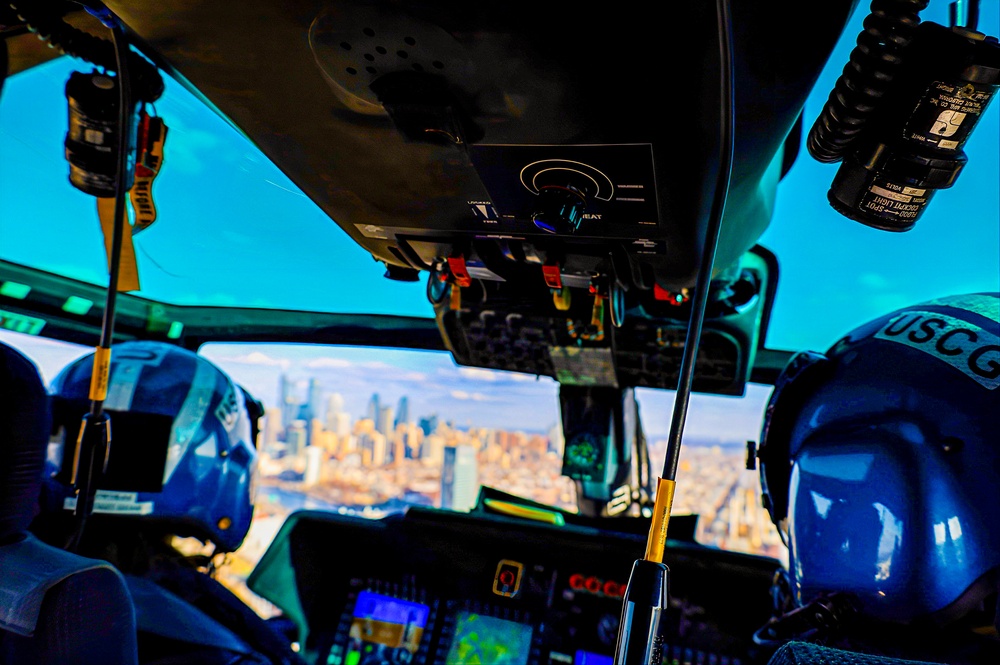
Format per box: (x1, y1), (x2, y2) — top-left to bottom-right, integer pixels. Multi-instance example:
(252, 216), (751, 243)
(7, 0), (163, 102)
(806, 0), (929, 163)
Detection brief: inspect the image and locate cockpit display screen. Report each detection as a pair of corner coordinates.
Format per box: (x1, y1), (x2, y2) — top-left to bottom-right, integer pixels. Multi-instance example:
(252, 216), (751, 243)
(444, 611), (533, 665)
(346, 591), (429, 658)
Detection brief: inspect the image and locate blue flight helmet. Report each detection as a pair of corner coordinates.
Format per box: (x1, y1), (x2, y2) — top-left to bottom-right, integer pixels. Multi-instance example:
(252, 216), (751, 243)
(758, 293), (1000, 628)
(43, 341), (258, 553)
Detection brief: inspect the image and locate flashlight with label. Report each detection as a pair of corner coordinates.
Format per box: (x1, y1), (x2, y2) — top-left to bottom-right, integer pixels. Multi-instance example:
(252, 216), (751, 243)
(825, 22), (999, 231)
(65, 70), (139, 198)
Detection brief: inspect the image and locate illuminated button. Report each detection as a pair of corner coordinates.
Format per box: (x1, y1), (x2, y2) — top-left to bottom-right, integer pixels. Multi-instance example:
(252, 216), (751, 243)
(585, 576), (601, 593)
(493, 559), (524, 598)
(447, 256), (472, 287)
(542, 263), (562, 290)
(568, 573), (586, 590)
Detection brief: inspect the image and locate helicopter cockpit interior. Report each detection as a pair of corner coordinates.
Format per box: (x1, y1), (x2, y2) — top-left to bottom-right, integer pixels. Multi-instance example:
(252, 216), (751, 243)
(1, 0), (998, 664)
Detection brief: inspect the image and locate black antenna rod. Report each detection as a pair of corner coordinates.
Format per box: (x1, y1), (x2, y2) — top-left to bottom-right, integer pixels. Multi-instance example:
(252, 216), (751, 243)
(613, 0), (734, 659)
(67, 5), (133, 551)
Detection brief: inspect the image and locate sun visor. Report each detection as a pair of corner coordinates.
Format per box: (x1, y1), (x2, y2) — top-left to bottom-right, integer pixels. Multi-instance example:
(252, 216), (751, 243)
(50, 397), (171, 493)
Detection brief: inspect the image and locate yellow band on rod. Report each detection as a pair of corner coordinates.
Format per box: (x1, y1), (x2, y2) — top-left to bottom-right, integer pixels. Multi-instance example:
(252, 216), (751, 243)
(89, 346), (112, 402)
(644, 477), (676, 563)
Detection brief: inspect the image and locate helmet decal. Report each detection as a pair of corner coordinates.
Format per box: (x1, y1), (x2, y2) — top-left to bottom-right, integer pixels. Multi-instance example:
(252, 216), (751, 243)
(163, 358), (218, 484)
(874, 310), (1000, 389)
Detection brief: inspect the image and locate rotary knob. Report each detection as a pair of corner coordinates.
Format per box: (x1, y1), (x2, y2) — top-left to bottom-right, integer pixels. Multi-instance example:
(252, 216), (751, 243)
(532, 184), (587, 234)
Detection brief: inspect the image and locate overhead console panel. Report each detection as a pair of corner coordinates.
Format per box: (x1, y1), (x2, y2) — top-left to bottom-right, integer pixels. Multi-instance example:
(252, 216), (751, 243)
(103, 0), (858, 290)
(433, 247), (776, 396)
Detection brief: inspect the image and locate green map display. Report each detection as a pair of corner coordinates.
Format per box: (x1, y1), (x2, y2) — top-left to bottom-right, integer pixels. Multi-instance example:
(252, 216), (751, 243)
(445, 612), (532, 665)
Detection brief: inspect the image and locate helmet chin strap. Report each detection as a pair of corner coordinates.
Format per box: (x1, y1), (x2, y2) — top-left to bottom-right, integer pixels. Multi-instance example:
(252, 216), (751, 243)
(755, 570), (1000, 657)
(752, 571), (859, 649)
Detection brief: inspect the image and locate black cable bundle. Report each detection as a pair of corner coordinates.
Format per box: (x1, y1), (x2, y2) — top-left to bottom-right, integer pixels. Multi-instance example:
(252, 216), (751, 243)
(807, 0), (930, 163)
(7, 0), (163, 102)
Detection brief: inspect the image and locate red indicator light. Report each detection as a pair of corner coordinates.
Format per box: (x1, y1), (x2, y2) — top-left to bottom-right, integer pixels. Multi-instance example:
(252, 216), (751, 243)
(585, 576), (601, 593)
(569, 574), (586, 590)
(603, 580), (623, 597)
(499, 570), (516, 586)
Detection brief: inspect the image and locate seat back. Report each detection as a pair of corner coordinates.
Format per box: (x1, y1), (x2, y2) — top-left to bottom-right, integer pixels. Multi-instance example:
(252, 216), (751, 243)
(767, 641), (943, 665)
(0, 341), (138, 665)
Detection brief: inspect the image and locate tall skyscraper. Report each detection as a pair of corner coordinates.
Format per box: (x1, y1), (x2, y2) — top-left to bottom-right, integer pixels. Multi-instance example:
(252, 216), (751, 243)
(377, 405), (394, 437)
(441, 445), (479, 512)
(296, 377), (323, 444)
(418, 414), (438, 437)
(279, 374), (298, 430)
(286, 420), (307, 457)
(303, 445), (324, 487)
(263, 407), (283, 448)
(326, 393), (345, 428)
(358, 430), (387, 467)
(307, 378), (323, 423)
(367, 393), (380, 424)
(395, 396), (409, 428)
(333, 412), (352, 438)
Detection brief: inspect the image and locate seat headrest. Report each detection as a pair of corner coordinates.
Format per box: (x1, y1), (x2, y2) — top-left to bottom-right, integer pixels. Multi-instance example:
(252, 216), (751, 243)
(0, 342), (51, 544)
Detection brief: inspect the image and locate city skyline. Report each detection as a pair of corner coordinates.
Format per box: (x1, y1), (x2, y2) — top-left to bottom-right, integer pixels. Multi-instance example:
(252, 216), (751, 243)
(213, 343), (773, 444)
(0, 328), (785, 567)
(0, 329), (773, 445)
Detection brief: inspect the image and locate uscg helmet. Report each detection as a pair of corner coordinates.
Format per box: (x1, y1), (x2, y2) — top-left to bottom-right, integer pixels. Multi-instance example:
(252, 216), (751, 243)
(758, 292), (1000, 627)
(42, 341), (258, 552)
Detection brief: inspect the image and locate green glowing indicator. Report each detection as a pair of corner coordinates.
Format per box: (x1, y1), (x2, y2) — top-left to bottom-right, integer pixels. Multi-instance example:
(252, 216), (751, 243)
(61, 296), (94, 315)
(0, 282), (31, 299)
(167, 321), (184, 339)
(0, 309), (45, 335)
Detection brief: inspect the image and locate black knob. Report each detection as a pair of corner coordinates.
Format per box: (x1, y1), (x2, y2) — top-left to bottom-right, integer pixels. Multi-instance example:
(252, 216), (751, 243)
(532, 184), (587, 234)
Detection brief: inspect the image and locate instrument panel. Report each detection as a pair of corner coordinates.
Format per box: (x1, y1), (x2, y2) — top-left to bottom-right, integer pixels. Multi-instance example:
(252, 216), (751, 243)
(248, 502), (782, 665)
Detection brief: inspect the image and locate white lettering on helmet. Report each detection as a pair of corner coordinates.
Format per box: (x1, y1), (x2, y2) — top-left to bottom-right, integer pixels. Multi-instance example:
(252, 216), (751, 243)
(876, 310), (1000, 389)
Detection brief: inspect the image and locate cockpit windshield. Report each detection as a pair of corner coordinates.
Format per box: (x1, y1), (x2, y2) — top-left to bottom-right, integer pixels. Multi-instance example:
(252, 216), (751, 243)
(0, 1), (997, 662)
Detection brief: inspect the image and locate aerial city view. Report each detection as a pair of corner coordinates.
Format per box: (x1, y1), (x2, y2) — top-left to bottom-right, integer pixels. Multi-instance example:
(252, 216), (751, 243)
(0, 330), (784, 619)
(207, 346), (785, 616)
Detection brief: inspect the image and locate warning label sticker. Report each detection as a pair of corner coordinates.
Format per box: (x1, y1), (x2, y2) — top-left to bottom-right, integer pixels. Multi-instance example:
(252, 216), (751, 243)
(63, 490), (154, 515)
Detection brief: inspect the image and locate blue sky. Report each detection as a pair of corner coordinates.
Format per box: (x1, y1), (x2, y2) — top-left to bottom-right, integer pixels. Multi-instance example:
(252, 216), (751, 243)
(0, 1), (995, 441)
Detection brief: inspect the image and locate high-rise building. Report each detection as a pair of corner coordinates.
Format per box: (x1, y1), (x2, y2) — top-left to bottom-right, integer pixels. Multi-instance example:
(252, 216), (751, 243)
(292, 378), (323, 444)
(418, 414), (438, 437)
(367, 393), (380, 424)
(441, 445), (479, 512)
(359, 431), (387, 467)
(263, 407), (283, 448)
(307, 378), (323, 423)
(404, 423), (422, 459)
(326, 393), (345, 430)
(395, 396), (409, 428)
(279, 374), (298, 430)
(375, 405), (392, 435)
(333, 412), (351, 438)
(303, 445), (324, 486)
(286, 420), (307, 457)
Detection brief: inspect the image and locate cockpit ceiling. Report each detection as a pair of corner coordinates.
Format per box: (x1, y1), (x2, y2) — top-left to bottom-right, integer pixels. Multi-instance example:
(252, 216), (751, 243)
(96, 0), (858, 289)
